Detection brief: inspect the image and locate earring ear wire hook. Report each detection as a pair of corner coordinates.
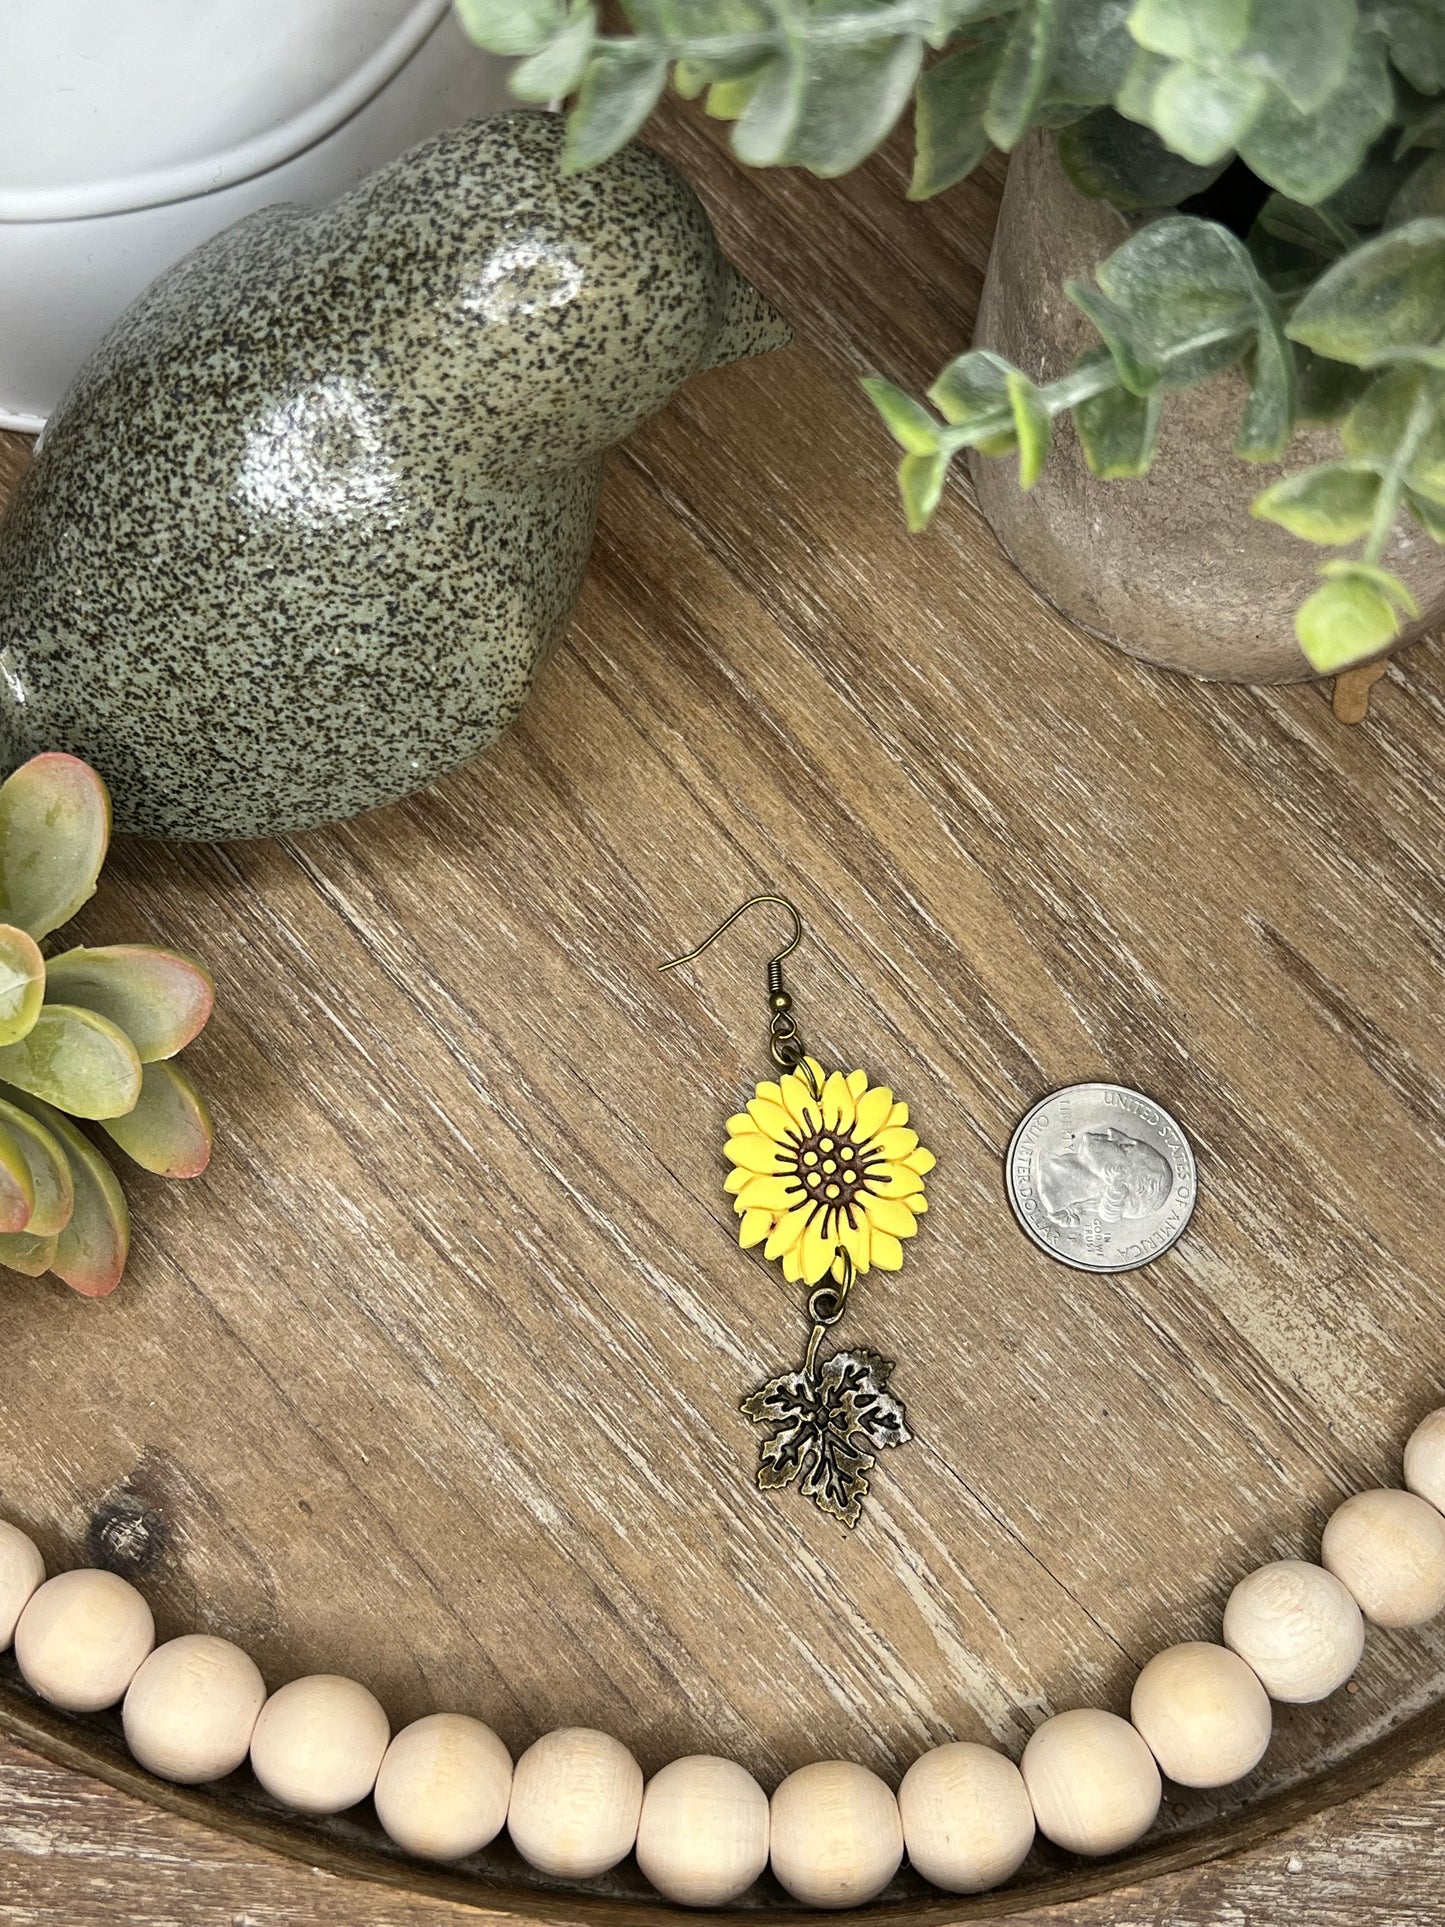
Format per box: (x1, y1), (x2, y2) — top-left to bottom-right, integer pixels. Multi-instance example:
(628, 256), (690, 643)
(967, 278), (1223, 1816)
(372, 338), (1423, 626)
(658, 894), (820, 1096)
(656, 893), (803, 975)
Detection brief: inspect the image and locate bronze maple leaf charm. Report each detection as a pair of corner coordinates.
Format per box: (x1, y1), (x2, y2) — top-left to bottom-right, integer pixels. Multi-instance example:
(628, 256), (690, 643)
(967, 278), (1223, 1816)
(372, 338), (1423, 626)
(740, 1348), (911, 1528)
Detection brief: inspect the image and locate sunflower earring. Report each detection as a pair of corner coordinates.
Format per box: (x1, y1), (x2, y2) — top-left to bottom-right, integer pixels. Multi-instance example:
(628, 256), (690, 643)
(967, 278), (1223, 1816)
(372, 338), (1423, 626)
(659, 896), (936, 1528)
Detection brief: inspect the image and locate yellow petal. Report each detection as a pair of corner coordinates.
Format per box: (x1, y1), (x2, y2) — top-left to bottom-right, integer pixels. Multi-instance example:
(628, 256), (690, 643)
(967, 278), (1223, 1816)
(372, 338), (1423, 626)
(780, 1065), (823, 1129)
(906, 1146), (937, 1175)
(765, 1205), (811, 1260)
(756, 1080), (784, 1105)
(820, 1070), (855, 1132)
(725, 1134), (785, 1173)
(782, 1241), (805, 1283)
(874, 1127), (919, 1160)
(724, 1166), (750, 1195)
(868, 1163), (925, 1199)
(727, 1113), (753, 1136)
(862, 1194), (920, 1239)
(870, 1229), (904, 1271)
(739, 1208), (772, 1249)
(887, 1101), (909, 1129)
(800, 1211), (837, 1285)
(907, 1194), (928, 1214)
(748, 1096), (797, 1142)
(837, 1209), (871, 1274)
(853, 1085), (893, 1139)
(737, 1173), (805, 1213)
(847, 1068), (868, 1097)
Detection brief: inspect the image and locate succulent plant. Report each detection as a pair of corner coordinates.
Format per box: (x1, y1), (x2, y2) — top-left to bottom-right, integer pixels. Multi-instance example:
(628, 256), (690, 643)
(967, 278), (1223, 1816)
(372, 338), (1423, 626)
(0, 753), (213, 1296)
(459, 0), (1445, 673)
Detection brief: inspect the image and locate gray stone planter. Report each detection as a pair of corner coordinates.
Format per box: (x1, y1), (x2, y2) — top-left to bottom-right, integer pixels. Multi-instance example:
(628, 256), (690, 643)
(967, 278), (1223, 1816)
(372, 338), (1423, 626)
(968, 135), (1445, 684)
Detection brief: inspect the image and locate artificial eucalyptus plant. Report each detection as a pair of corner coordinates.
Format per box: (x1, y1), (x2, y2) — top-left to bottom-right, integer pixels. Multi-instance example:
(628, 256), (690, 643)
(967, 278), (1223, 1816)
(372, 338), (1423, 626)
(458, 0), (1445, 672)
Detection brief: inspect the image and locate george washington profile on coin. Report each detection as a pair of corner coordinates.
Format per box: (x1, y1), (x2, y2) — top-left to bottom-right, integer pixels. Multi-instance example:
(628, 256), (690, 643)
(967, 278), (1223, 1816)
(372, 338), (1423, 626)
(1034, 1124), (1173, 1229)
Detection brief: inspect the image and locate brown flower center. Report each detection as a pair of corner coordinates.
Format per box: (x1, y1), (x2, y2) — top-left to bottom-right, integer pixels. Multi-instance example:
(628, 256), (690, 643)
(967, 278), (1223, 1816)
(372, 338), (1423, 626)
(789, 1125), (878, 1211)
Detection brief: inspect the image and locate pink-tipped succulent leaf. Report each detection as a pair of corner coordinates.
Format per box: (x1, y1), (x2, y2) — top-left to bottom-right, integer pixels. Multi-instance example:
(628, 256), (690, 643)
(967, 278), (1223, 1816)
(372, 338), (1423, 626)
(0, 754), (111, 942)
(0, 1004), (143, 1119)
(44, 945), (214, 1061)
(3, 1091), (130, 1297)
(102, 1059), (213, 1179)
(0, 924), (44, 1048)
(0, 1096), (73, 1237)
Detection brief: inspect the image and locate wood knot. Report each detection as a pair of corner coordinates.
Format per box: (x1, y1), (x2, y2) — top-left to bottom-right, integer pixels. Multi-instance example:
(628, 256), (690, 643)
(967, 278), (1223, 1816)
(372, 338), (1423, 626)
(87, 1491), (168, 1577)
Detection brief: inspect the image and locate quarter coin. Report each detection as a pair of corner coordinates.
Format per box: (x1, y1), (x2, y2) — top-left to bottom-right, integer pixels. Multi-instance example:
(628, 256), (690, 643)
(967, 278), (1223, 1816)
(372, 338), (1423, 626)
(1005, 1083), (1197, 1273)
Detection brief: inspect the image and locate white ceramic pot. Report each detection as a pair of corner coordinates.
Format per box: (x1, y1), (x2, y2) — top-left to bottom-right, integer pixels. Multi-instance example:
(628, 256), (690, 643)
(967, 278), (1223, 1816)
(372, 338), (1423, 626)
(0, 0), (512, 430)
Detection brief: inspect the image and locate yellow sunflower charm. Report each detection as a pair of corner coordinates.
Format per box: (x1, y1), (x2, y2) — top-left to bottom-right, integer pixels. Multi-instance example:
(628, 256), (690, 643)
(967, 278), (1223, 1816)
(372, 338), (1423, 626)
(660, 894), (938, 1528)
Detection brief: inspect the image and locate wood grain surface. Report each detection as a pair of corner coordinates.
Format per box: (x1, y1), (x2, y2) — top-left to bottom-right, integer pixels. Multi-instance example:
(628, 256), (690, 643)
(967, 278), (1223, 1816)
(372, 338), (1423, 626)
(3, 95), (1445, 1923)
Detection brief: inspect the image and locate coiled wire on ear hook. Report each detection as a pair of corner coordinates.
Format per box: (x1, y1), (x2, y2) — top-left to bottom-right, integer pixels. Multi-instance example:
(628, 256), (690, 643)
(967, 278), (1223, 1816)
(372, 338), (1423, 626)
(658, 893), (823, 1098)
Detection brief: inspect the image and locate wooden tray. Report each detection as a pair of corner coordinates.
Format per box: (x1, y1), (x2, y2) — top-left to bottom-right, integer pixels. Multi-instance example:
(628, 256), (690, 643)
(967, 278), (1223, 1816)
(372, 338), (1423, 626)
(3, 100), (1445, 1924)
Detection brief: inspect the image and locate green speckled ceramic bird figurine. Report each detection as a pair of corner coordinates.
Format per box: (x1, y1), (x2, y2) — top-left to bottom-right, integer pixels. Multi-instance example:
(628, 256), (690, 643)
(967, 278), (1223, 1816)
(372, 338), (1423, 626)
(0, 112), (789, 840)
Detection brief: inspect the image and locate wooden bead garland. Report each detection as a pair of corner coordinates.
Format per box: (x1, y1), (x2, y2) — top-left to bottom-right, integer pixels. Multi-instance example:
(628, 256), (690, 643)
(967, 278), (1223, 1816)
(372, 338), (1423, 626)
(1021, 1710), (1161, 1857)
(249, 1674), (391, 1814)
(15, 1568), (154, 1712)
(769, 1760), (903, 1908)
(0, 1519), (43, 1647)
(1321, 1487), (1445, 1628)
(635, 1754), (771, 1906)
(374, 1713), (513, 1862)
(9, 1412), (1445, 1909)
(1223, 1560), (1364, 1703)
(1403, 1407), (1445, 1513)
(507, 1727), (644, 1879)
(897, 1741), (1035, 1894)
(123, 1635), (267, 1784)
(1130, 1642), (1271, 1788)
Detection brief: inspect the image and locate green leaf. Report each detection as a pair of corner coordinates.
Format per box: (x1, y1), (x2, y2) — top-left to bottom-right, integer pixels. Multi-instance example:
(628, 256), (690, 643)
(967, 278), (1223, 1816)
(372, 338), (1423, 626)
(897, 449), (952, 530)
(0, 1118), (34, 1235)
(985, 0), (1060, 149)
(735, 24), (924, 175)
(1389, 150), (1445, 224)
(43, 947), (215, 1063)
(513, 2), (597, 98)
(1127, 0), (1249, 60)
(2, 1092), (129, 1297)
(1088, 216), (1261, 389)
(1151, 61), (1265, 165)
(1288, 218), (1445, 365)
(1006, 368), (1053, 484)
(0, 924), (43, 1049)
(101, 1061), (213, 1181)
(1341, 364), (1445, 495)
(562, 41), (668, 170)
(454, 0), (564, 55)
(862, 378), (942, 455)
(1252, 460), (1384, 540)
(1406, 483), (1445, 537)
(0, 1230), (57, 1278)
(1364, 0), (1445, 92)
(1294, 347), (1372, 422)
(0, 753), (111, 943)
(705, 72), (763, 119)
(0, 1096), (72, 1237)
(0, 1005), (142, 1120)
(1239, 29), (1395, 203)
(1237, 285), (1297, 459)
(1050, 0), (1136, 103)
(911, 31), (1002, 198)
(1066, 281), (1163, 392)
(1071, 349), (1163, 473)
(1236, 0), (1356, 115)
(1295, 567), (1404, 668)
(927, 349), (1022, 449)
(1059, 108), (1231, 207)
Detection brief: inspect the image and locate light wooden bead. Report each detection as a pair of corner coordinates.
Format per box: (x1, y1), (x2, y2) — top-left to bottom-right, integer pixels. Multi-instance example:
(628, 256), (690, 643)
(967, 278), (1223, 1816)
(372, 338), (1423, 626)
(769, 1760), (903, 1909)
(507, 1727), (643, 1879)
(123, 1634), (267, 1783)
(1020, 1710), (1160, 1857)
(374, 1713), (513, 1862)
(1322, 1487), (1445, 1628)
(15, 1568), (154, 1712)
(249, 1675), (390, 1814)
(897, 1741), (1034, 1894)
(0, 1521), (44, 1648)
(1404, 1408), (1445, 1513)
(1130, 1642), (1271, 1788)
(1223, 1560), (1364, 1703)
(636, 1754), (770, 1906)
